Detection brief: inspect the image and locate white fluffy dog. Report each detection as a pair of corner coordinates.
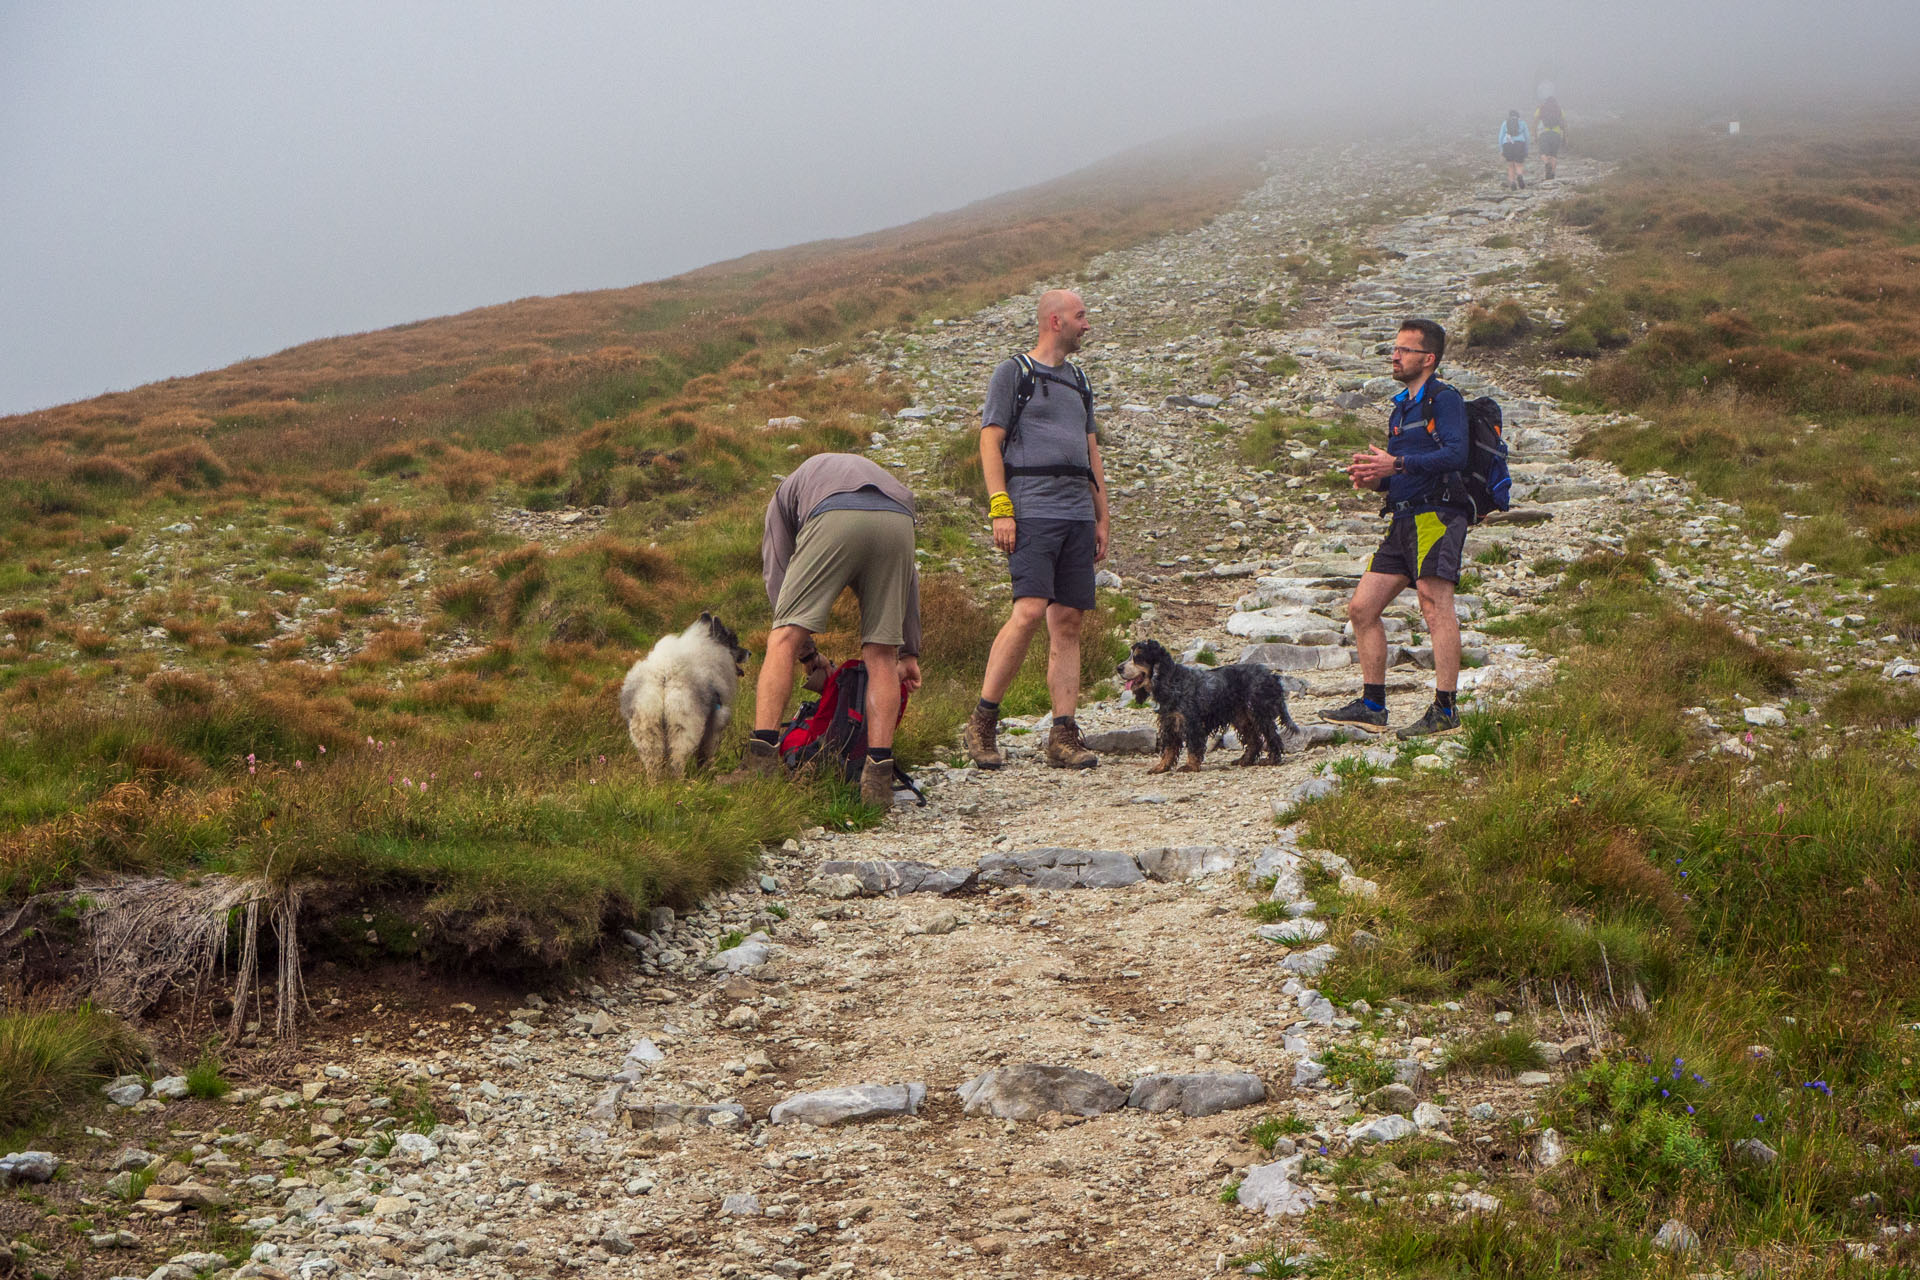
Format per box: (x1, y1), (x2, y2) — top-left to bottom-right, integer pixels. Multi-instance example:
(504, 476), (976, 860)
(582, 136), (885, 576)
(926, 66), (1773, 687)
(619, 612), (750, 778)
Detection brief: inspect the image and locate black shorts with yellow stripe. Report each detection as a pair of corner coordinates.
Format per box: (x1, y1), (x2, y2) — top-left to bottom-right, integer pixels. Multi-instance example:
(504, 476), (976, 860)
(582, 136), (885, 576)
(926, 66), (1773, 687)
(1367, 509), (1468, 583)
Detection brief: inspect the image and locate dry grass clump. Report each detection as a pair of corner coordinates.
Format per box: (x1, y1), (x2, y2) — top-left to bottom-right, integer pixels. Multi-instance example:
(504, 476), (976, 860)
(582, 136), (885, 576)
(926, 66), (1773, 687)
(139, 441), (228, 489)
(145, 670), (217, 707)
(1465, 299), (1533, 348)
(0, 1005), (146, 1135)
(357, 627), (426, 665)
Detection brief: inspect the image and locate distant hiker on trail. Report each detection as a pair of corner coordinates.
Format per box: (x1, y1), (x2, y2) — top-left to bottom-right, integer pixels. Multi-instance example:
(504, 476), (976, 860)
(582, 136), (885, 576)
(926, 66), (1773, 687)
(1534, 96), (1565, 180)
(963, 288), (1110, 771)
(726, 452), (922, 807)
(1500, 109), (1530, 189)
(1321, 318), (1471, 741)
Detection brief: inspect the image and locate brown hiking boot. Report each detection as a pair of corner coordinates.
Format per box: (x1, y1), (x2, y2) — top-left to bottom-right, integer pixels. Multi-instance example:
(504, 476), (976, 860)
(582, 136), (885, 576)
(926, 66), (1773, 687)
(859, 756), (894, 808)
(720, 737), (782, 784)
(962, 704), (1004, 770)
(1044, 718), (1099, 770)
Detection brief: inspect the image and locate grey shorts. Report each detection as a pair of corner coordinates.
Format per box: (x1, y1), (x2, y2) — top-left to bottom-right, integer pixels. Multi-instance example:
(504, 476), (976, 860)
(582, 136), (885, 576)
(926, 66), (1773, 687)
(1540, 130), (1563, 157)
(772, 509), (915, 647)
(1008, 517), (1097, 611)
(1367, 510), (1467, 584)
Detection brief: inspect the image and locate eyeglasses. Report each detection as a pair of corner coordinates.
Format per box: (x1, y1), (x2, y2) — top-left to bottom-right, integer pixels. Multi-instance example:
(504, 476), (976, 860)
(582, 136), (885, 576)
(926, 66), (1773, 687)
(1390, 345), (1433, 357)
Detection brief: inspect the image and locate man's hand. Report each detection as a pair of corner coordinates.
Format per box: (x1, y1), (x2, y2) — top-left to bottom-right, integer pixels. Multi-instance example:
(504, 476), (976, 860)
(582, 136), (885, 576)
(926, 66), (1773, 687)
(1094, 515), (1110, 562)
(992, 516), (1017, 554)
(1349, 444), (1397, 490)
(899, 656), (922, 693)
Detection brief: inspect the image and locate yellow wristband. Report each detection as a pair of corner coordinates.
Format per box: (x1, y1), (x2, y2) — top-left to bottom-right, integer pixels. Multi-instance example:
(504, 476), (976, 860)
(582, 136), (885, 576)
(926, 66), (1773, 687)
(988, 492), (1014, 519)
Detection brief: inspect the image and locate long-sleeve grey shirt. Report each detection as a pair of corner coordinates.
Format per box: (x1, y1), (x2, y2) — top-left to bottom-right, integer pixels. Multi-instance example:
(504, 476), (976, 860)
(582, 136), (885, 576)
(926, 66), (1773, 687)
(761, 452), (922, 656)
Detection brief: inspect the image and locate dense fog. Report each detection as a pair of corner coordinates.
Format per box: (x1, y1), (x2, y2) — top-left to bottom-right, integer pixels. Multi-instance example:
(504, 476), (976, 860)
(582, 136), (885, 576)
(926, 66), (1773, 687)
(3, 0), (1915, 414)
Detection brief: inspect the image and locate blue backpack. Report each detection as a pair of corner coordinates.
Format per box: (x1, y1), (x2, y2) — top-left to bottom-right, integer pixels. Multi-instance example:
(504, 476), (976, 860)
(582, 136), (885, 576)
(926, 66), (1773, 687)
(1421, 390), (1512, 523)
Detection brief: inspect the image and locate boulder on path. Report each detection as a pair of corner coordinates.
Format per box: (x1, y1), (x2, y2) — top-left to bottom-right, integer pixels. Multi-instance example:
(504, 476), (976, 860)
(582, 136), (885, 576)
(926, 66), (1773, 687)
(1082, 724), (1158, 754)
(1126, 1072), (1265, 1117)
(956, 1064), (1125, 1120)
(1279, 944), (1339, 976)
(1230, 638), (1353, 670)
(1136, 845), (1237, 882)
(811, 860), (975, 897)
(1347, 1114), (1418, 1144)
(770, 1083), (927, 1127)
(701, 932), (780, 972)
(0, 1152), (57, 1186)
(1238, 1154), (1315, 1217)
(977, 848), (1142, 890)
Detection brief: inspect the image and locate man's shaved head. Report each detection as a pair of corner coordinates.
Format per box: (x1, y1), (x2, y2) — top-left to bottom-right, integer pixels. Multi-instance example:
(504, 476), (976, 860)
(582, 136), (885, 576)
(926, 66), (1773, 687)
(1037, 289), (1082, 327)
(1034, 289), (1091, 357)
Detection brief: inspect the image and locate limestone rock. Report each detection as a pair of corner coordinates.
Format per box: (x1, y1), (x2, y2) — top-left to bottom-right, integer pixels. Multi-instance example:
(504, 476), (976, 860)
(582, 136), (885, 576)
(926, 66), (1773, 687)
(1534, 1127), (1564, 1168)
(976, 847), (1142, 890)
(701, 932), (780, 972)
(0, 1151), (57, 1186)
(1237, 1154), (1315, 1217)
(1279, 943), (1339, 976)
(1125, 1072), (1265, 1117)
(1347, 1114), (1418, 1144)
(956, 1064), (1125, 1120)
(811, 860), (976, 897)
(1412, 1102), (1449, 1132)
(1082, 724), (1158, 754)
(1136, 845), (1237, 882)
(149, 1075), (191, 1100)
(389, 1133), (439, 1165)
(1652, 1219), (1700, 1253)
(770, 1083), (927, 1127)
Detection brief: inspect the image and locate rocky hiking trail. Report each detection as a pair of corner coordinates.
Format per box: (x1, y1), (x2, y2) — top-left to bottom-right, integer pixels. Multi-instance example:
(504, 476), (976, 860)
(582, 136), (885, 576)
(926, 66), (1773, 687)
(46, 132), (1906, 1280)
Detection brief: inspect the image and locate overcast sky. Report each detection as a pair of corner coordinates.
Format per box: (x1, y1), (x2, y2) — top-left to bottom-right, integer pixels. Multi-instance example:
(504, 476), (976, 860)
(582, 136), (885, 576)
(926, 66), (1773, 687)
(3, 1), (1914, 415)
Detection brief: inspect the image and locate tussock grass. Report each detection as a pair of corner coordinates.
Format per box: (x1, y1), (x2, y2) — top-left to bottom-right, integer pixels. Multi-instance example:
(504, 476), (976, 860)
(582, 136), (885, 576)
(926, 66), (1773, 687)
(1295, 561), (1920, 1269)
(0, 1005), (144, 1137)
(1558, 121), (1920, 582)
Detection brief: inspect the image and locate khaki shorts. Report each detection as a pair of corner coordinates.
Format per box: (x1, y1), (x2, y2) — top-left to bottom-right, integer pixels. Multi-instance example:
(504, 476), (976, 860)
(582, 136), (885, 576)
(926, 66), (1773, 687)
(772, 509), (915, 647)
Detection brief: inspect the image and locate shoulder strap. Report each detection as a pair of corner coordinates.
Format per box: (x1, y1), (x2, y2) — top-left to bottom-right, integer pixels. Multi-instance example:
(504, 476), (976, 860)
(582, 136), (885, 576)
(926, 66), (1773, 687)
(1065, 360), (1094, 427)
(1003, 354), (1038, 444)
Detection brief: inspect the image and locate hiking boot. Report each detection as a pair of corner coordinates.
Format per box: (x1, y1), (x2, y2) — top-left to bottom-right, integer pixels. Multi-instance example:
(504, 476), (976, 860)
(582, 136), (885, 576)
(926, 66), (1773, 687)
(1518, 174), (1527, 190)
(859, 756), (894, 808)
(1044, 719), (1099, 769)
(962, 703), (1004, 769)
(720, 737), (782, 784)
(1320, 698), (1389, 734)
(1396, 702), (1462, 740)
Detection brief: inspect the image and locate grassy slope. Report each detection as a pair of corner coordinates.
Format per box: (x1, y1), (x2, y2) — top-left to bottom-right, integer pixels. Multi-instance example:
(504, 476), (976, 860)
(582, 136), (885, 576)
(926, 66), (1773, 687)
(1261, 119), (1920, 1278)
(0, 131), (1269, 968)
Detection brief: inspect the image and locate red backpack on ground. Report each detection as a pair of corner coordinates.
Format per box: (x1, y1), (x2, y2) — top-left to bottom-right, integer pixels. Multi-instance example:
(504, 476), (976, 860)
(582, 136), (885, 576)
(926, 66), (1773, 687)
(778, 659), (925, 806)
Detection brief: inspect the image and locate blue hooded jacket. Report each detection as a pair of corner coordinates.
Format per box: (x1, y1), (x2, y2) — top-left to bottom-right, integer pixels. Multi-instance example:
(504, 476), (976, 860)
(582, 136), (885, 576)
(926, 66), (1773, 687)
(1382, 379), (1470, 513)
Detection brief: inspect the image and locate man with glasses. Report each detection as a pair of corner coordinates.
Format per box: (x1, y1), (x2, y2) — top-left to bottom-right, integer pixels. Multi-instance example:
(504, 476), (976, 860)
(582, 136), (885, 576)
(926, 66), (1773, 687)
(1321, 318), (1470, 739)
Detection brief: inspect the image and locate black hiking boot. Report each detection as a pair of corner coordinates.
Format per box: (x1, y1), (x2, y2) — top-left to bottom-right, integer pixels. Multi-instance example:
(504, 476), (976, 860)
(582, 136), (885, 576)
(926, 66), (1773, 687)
(1320, 698), (1389, 734)
(1396, 702), (1462, 740)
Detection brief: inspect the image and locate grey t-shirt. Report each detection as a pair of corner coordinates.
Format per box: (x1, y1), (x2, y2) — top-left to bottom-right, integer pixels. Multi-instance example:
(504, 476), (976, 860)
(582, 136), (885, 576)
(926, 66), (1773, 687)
(981, 357), (1097, 521)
